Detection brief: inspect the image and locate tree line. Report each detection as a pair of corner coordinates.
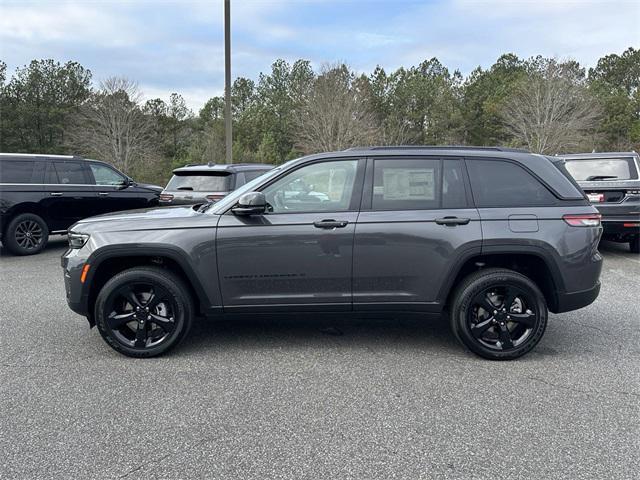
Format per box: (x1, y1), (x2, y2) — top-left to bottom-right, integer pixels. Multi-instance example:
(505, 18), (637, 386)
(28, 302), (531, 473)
(0, 48), (638, 184)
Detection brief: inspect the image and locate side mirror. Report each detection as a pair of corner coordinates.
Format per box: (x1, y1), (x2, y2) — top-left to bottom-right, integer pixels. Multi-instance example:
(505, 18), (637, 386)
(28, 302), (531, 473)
(232, 191), (267, 216)
(118, 177), (134, 189)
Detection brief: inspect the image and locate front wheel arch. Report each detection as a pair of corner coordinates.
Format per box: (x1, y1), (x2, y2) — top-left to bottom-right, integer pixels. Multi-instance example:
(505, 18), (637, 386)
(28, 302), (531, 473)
(86, 250), (209, 324)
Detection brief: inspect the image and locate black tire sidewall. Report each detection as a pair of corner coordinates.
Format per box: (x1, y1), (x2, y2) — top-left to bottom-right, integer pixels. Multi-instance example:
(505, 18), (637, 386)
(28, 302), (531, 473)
(630, 236), (639, 254)
(451, 269), (548, 360)
(95, 267), (193, 358)
(5, 213), (49, 256)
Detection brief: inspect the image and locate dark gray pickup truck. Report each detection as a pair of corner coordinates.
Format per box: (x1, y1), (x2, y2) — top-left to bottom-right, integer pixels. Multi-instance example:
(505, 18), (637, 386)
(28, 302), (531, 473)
(62, 146), (603, 360)
(560, 152), (640, 253)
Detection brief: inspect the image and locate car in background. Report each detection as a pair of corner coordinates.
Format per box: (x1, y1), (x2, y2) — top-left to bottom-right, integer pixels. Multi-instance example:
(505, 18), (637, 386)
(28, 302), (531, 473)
(159, 163), (273, 206)
(0, 153), (162, 256)
(559, 151), (640, 253)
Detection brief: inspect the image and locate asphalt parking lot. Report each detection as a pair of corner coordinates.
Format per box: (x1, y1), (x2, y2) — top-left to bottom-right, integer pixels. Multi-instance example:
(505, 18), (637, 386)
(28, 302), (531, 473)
(1, 237), (638, 480)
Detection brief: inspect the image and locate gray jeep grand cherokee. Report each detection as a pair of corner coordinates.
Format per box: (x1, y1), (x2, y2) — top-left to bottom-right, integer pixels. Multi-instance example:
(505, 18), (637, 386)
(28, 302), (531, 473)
(62, 147), (603, 360)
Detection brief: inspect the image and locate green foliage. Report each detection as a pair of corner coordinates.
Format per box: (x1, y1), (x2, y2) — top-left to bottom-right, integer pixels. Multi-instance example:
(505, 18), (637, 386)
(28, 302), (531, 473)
(0, 59), (92, 153)
(1, 49), (638, 181)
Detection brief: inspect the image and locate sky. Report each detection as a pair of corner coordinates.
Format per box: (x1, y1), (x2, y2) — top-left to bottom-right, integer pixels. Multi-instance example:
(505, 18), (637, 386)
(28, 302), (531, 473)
(1, 0), (639, 111)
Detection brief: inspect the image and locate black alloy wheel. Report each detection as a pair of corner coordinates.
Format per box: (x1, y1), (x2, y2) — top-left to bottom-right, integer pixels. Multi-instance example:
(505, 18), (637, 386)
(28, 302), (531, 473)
(95, 267), (193, 357)
(467, 285), (538, 351)
(105, 282), (178, 349)
(450, 268), (548, 360)
(4, 213), (49, 255)
(15, 219), (44, 250)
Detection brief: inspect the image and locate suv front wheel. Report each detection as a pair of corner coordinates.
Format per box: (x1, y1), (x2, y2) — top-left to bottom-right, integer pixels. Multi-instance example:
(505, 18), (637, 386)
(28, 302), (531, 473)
(450, 268), (548, 360)
(95, 267), (194, 358)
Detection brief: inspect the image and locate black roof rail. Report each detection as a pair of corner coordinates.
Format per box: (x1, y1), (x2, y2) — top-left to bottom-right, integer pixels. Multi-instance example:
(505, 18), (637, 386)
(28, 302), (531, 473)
(345, 145), (530, 153)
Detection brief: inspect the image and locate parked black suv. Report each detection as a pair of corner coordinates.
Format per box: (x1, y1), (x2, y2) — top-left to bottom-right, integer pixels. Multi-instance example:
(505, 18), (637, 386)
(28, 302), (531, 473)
(0, 153), (162, 255)
(159, 163), (273, 205)
(62, 147), (603, 360)
(560, 152), (640, 253)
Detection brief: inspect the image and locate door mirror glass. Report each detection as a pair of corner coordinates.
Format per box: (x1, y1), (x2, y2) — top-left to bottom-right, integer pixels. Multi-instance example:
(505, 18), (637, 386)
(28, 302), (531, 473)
(232, 191), (267, 216)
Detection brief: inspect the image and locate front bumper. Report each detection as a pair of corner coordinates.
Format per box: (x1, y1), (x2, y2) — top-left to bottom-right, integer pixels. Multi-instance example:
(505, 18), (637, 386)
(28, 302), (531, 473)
(61, 248), (90, 317)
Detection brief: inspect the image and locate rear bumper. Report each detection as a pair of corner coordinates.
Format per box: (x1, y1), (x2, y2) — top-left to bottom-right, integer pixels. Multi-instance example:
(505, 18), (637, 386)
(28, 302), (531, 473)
(601, 217), (640, 238)
(555, 281), (601, 313)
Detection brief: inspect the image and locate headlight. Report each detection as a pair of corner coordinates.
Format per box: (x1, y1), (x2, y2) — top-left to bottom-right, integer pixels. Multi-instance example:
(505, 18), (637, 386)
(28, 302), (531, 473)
(68, 232), (90, 249)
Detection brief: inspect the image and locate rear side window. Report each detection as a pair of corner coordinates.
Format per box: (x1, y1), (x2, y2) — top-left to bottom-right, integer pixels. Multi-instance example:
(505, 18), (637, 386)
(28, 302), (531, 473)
(166, 172), (232, 192)
(50, 161), (87, 184)
(372, 158), (467, 210)
(0, 160), (39, 183)
(244, 170), (269, 182)
(467, 159), (556, 207)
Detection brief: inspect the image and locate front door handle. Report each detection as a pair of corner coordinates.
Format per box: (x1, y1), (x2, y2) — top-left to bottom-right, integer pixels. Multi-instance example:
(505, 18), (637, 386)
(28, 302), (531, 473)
(98, 192), (110, 196)
(50, 192), (63, 197)
(313, 219), (349, 229)
(435, 216), (470, 226)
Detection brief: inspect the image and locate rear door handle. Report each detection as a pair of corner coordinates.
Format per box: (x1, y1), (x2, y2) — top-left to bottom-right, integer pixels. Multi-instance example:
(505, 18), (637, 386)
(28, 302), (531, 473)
(98, 192), (110, 196)
(313, 219), (349, 229)
(50, 192), (63, 197)
(435, 216), (470, 226)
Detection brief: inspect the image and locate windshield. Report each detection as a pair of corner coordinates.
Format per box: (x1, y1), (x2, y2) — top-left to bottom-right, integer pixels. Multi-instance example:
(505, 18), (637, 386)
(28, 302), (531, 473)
(564, 157), (638, 181)
(166, 172), (232, 192)
(205, 160), (297, 213)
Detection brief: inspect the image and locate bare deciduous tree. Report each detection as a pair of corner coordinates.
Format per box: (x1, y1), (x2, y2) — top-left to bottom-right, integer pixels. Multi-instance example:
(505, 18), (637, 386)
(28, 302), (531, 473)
(500, 60), (601, 154)
(67, 77), (155, 173)
(294, 64), (380, 154)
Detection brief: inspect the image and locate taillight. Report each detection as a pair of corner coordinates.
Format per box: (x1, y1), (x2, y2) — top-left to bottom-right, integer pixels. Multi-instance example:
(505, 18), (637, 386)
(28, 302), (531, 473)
(159, 193), (174, 202)
(206, 194), (225, 202)
(563, 213), (601, 227)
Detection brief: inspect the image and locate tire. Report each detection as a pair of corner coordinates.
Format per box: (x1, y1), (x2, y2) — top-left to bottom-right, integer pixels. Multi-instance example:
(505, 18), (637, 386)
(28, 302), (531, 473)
(4, 213), (49, 256)
(450, 268), (548, 360)
(630, 236), (640, 254)
(95, 266), (194, 358)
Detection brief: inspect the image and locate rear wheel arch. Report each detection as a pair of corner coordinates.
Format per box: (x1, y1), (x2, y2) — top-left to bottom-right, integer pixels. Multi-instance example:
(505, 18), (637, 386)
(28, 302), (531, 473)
(3, 203), (49, 235)
(442, 251), (562, 313)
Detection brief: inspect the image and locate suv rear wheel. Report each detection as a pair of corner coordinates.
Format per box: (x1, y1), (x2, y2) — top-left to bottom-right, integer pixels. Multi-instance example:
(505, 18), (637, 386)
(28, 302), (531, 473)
(4, 213), (49, 256)
(450, 268), (548, 360)
(95, 267), (193, 358)
(630, 236), (639, 254)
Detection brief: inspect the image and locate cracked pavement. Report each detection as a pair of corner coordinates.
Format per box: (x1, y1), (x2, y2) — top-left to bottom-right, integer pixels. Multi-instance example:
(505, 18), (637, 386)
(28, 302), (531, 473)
(1, 237), (639, 479)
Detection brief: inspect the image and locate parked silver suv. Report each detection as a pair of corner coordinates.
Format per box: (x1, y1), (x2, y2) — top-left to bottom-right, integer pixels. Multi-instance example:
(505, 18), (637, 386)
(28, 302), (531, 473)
(62, 147), (603, 360)
(159, 163), (272, 205)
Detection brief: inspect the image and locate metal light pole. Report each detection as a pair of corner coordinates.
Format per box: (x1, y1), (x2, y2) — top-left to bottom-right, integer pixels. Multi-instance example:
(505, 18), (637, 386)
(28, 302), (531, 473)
(224, 0), (232, 163)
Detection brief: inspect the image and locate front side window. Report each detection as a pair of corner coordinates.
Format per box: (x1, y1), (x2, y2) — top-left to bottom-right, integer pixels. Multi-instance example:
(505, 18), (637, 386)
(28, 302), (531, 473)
(51, 162), (86, 184)
(467, 159), (556, 207)
(90, 163), (126, 186)
(263, 160), (358, 213)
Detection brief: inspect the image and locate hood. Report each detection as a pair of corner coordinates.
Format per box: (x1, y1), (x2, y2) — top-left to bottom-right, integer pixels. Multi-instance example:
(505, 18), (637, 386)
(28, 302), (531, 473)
(70, 205), (215, 234)
(136, 182), (163, 192)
